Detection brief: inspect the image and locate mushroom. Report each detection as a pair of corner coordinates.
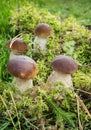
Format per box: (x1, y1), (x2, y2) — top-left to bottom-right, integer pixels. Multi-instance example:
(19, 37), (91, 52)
(7, 55), (38, 92)
(47, 55), (78, 88)
(34, 23), (52, 51)
(6, 38), (28, 60)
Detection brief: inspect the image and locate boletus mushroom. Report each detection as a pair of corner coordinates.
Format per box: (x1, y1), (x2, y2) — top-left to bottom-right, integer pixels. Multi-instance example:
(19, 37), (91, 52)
(6, 38), (28, 60)
(47, 55), (78, 88)
(7, 55), (38, 92)
(34, 23), (52, 51)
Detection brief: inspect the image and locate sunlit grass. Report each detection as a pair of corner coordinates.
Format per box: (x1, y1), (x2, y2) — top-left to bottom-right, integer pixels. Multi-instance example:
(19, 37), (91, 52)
(32, 0), (91, 25)
(0, 0), (30, 35)
(0, 0), (91, 35)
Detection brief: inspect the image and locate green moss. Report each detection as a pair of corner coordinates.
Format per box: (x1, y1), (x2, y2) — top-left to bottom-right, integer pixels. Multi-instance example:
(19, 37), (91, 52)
(9, 5), (91, 65)
(73, 69), (91, 91)
(10, 3), (61, 35)
(8, 4), (91, 84)
(1, 81), (91, 129)
(60, 17), (91, 64)
(0, 82), (77, 129)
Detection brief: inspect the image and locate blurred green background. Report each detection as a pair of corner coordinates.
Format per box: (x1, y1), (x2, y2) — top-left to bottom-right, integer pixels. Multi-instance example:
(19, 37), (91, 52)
(0, 0), (91, 35)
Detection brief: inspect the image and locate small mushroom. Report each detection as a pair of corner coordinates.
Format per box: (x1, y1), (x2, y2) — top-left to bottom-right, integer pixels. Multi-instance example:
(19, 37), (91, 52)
(85, 25), (91, 31)
(7, 55), (38, 92)
(47, 55), (78, 88)
(6, 38), (28, 60)
(34, 23), (52, 51)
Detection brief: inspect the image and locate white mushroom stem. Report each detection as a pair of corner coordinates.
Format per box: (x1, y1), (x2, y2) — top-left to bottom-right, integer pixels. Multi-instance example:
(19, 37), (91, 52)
(47, 71), (73, 88)
(9, 51), (24, 60)
(34, 36), (48, 51)
(12, 77), (33, 92)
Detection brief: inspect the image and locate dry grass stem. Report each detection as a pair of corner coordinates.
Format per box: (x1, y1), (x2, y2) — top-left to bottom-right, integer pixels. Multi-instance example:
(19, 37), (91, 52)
(76, 89), (91, 95)
(76, 94), (91, 118)
(23, 116), (39, 130)
(76, 97), (83, 130)
(10, 33), (22, 48)
(10, 91), (21, 130)
(0, 95), (17, 130)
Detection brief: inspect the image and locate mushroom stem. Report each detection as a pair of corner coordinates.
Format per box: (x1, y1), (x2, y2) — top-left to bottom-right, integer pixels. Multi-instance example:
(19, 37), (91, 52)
(9, 51), (24, 60)
(7, 55), (38, 93)
(47, 71), (73, 88)
(34, 36), (48, 51)
(13, 78), (33, 92)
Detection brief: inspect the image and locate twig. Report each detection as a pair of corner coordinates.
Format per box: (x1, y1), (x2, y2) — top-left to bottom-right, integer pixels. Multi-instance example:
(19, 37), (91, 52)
(23, 116), (39, 130)
(75, 94), (91, 118)
(0, 95), (17, 130)
(76, 97), (83, 130)
(75, 89), (91, 95)
(10, 91), (21, 130)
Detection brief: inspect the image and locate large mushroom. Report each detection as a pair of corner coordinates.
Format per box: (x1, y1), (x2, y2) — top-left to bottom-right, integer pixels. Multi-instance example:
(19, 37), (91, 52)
(7, 55), (38, 92)
(6, 38), (28, 60)
(34, 23), (52, 51)
(47, 55), (78, 88)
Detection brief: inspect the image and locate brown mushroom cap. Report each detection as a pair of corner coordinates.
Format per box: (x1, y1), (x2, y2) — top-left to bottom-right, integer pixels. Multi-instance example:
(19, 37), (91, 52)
(6, 38), (28, 52)
(34, 23), (52, 38)
(7, 56), (38, 79)
(51, 55), (78, 74)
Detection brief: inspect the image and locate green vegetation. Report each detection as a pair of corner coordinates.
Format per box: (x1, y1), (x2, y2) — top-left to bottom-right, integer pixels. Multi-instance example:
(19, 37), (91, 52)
(0, 0), (91, 129)
(0, 80), (91, 129)
(33, 0), (91, 25)
(73, 66), (91, 91)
